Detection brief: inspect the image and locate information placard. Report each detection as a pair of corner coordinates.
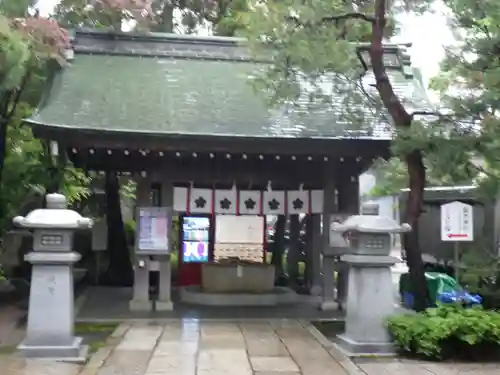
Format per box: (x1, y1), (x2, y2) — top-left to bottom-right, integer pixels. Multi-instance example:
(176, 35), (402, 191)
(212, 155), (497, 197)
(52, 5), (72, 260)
(136, 207), (172, 254)
(440, 201), (474, 242)
(215, 215), (264, 244)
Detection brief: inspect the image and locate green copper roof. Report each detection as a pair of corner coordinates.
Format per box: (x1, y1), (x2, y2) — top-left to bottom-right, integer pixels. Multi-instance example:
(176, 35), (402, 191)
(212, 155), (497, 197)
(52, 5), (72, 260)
(27, 30), (432, 140)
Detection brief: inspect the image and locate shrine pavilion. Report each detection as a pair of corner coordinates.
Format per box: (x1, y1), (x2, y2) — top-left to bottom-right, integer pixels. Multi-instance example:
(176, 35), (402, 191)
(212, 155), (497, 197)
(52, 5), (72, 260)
(24, 29), (431, 312)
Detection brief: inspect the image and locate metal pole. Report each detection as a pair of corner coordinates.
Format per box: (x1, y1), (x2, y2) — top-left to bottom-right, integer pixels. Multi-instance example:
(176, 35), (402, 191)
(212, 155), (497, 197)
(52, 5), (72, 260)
(454, 242), (460, 282)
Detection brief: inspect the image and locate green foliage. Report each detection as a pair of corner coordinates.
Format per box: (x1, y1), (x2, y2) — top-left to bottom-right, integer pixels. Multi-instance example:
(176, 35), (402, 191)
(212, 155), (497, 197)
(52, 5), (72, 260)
(388, 304), (500, 359)
(369, 158), (408, 197)
(0, 15), (31, 93)
(423, 0), (500, 201)
(55, 0), (152, 30)
(239, 0), (368, 115)
(460, 243), (500, 288)
(0, 0), (35, 18)
(458, 240), (500, 309)
(369, 153), (477, 197)
(237, 0), (433, 134)
(55, 0), (247, 36)
(0, 103), (90, 233)
(120, 179), (136, 200)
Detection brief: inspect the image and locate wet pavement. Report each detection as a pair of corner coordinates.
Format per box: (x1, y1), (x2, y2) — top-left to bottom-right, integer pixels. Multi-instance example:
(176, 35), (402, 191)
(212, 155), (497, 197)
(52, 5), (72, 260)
(1, 319), (500, 375)
(354, 358), (500, 375)
(1, 320), (349, 375)
(76, 287), (343, 321)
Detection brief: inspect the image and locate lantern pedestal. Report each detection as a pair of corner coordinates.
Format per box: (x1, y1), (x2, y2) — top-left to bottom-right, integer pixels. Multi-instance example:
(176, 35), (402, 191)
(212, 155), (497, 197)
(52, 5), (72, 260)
(18, 252), (87, 361)
(335, 254), (398, 355)
(330, 215), (411, 356)
(13, 193), (93, 363)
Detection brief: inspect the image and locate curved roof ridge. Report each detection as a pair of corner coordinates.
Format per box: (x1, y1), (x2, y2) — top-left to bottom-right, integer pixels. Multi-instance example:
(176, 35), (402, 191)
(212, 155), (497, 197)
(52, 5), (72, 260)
(71, 28), (246, 46)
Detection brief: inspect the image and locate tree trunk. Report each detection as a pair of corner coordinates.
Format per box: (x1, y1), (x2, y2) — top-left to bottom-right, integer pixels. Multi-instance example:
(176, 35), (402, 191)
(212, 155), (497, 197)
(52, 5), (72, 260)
(403, 150), (428, 311)
(370, 0), (428, 310)
(102, 171), (133, 286)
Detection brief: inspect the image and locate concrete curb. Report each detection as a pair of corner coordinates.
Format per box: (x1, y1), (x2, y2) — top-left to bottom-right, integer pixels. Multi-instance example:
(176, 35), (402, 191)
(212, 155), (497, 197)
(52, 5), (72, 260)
(302, 321), (366, 375)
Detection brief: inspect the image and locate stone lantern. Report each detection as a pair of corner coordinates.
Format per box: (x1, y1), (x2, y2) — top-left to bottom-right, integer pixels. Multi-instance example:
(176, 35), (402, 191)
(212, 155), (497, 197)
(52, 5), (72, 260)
(335, 202), (381, 311)
(331, 215), (410, 355)
(13, 193), (93, 361)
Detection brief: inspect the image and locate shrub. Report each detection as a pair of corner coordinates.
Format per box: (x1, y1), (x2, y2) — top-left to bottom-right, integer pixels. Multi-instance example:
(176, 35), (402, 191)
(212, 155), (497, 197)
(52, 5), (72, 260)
(387, 304), (500, 360)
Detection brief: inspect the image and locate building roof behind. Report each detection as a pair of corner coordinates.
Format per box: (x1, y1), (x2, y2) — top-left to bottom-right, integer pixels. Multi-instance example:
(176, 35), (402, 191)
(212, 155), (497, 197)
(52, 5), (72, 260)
(27, 29), (432, 140)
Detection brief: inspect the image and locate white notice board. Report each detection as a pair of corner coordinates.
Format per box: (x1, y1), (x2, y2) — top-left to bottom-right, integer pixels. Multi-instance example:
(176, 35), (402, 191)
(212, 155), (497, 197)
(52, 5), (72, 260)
(215, 215), (264, 244)
(136, 206), (171, 253)
(440, 201), (474, 242)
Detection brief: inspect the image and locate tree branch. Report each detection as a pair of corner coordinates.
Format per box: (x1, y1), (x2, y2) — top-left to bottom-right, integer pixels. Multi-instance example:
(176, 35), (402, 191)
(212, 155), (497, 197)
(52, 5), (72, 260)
(287, 12), (375, 27)
(321, 13), (375, 23)
(409, 110), (441, 119)
(467, 161), (495, 179)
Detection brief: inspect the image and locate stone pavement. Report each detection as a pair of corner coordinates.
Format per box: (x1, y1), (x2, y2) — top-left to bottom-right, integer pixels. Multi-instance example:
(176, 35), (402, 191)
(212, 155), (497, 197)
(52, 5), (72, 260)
(354, 359), (500, 375)
(83, 319), (349, 375)
(1, 319), (500, 375)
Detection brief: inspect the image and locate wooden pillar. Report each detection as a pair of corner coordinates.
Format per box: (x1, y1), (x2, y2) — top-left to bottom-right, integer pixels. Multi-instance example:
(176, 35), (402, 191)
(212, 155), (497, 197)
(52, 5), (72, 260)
(157, 181), (174, 311)
(129, 175), (153, 312)
(271, 215), (286, 281)
(335, 172), (360, 310)
(338, 174), (360, 214)
(320, 178), (337, 310)
(287, 215), (301, 288)
(305, 214), (322, 295)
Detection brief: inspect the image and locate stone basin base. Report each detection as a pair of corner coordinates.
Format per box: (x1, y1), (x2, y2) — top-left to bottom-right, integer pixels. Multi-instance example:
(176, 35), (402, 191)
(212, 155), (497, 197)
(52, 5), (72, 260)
(179, 286), (298, 306)
(201, 262), (275, 293)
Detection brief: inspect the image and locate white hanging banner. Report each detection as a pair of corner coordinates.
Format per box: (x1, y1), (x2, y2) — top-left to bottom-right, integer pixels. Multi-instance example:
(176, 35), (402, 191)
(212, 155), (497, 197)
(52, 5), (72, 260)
(262, 190), (286, 215)
(239, 190), (262, 215)
(214, 188), (237, 214)
(287, 189), (309, 215)
(310, 190), (324, 214)
(173, 187), (188, 212)
(189, 188), (213, 214)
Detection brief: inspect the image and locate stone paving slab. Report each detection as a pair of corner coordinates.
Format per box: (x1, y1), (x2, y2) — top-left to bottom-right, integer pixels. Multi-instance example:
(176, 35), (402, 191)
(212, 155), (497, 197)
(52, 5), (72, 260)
(3, 319), (500, 375)
(250, 356), (300, 372)
(355, 359), (500, 375)
(75, 319), (351, 375)
(97, 350), (151, 375)
(1, 356), (81, 375)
